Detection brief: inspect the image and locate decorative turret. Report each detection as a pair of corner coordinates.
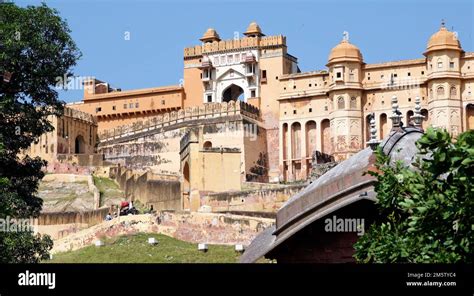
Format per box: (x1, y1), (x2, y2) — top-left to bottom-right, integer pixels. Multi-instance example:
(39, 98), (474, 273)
(424, 21), (462, 135)
(200, 28), (221, 43)
(326, 32), (363, 88)
(244, 22), (264, 37)
(425, 20), (462, 55)
(425, 20), (462, 78)
(326, 31), (364, 161)
(327, 32), (363, 65)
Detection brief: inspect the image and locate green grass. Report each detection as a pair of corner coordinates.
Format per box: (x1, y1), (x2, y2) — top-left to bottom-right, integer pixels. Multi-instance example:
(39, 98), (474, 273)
(47, 233), (243, 263)
(93, 176), (120, 192)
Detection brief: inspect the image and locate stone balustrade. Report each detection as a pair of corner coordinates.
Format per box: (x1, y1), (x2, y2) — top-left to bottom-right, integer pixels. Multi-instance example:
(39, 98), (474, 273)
(98, 101), (260, 143)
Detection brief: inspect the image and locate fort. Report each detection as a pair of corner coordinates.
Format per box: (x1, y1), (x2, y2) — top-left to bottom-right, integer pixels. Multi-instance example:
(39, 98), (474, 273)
(62, 21), (473, 183)
(22, 21), (474, 261)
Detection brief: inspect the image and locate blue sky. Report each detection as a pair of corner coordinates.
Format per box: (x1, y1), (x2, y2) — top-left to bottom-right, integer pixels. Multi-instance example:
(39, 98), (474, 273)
(16, 0), (474, 103)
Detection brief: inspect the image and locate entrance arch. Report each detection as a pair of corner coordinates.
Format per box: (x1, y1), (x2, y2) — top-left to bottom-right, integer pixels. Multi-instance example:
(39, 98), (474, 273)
(74, 135), (85, 154)
(321, 119), (331, 155)
(222, 84), (244, 102)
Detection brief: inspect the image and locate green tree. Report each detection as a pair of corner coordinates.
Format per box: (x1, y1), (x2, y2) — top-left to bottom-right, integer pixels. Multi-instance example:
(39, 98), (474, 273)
(354, 128), (474, 263)
(0, 3), (80, 263)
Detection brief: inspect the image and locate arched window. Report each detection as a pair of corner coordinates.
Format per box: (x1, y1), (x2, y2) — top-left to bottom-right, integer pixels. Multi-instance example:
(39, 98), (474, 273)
(437, 86), (445, 98)
(350, 97), (357, 109)
(282, 123), (288, 160)
(291, 122), (302, 159)
(437, 58), (443, 69)
(450, 86), (457, 99)
(337, 97), (345, 110)
(203, 141), (212, 149)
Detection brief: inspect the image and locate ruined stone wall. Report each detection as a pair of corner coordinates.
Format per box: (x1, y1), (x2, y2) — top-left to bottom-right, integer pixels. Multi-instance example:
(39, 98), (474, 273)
(44, 154), (104, 174)
(309, 161), (339, 181)
(202, 184), (305, 213)
(56, 154), (104, 167)
(146, 180), (182, 211)
(243, 123), (269, 182)
(100, 129), (183, 173)
(51, 212), (275, 253)
(36, 207), (110, 227)
(45, 162), (95, 175)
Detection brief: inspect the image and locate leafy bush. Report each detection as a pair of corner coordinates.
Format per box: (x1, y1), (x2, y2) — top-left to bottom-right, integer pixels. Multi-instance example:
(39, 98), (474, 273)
(354, 128), (473, 263)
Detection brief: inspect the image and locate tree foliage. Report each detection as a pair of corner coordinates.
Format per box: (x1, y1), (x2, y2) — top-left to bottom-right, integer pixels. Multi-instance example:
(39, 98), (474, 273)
(354, 128), (474, 263)
(0, 3), (80, 263)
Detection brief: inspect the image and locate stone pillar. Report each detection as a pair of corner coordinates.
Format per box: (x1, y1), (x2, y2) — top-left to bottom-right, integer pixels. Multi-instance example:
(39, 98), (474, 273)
(278, 123), (284, 181)
(316, 120), (322, 155)
(300, 121), (307, 180)
(287, 122), (293, 181)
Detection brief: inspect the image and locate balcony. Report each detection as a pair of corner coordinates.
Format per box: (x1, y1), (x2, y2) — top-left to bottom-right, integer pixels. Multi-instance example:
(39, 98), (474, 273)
(201, 69), (212, 82)
(244, 54), (256, 63)
(198, 59), (213, 69)
(245, 71), (256, 78)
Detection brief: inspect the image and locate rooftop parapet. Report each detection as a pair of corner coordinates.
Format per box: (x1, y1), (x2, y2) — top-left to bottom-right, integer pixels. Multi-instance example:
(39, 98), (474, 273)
(63, 106), (97, 125)
(184, 35), (286, 58)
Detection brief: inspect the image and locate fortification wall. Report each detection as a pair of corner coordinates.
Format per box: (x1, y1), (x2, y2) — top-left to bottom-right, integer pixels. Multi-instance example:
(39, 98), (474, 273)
(51, 212), (275, 253)
(184, 35), (286, 58)
(101, 129), (183, 172)
(111, 166), (181, 211)
(63, 106), (97, 125)
(98, 101), (262, 173)
(202, 184), (305, 213)
(35, 206), (111, 240)
(43, 155), (104, 175)
(36, 207), (109, 226)
(98, 101), (259, 143)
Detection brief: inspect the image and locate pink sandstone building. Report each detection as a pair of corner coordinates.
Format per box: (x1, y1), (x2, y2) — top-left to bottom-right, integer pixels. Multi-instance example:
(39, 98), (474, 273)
(64, 21), (473, 183)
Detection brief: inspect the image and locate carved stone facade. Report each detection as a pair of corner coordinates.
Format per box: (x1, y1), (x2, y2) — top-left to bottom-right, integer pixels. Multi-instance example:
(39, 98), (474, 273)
(23, 107), (101, 170)
(279, 23), (474, 181)
(65, 22), (473, 184)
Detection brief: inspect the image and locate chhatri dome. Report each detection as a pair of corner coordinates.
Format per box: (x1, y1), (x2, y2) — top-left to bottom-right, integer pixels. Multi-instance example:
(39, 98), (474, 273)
(200, 28), (221, 43)
(244, 21), (265, 37)
(327, 32), (363, 65)
(425, 20), (462, 54)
